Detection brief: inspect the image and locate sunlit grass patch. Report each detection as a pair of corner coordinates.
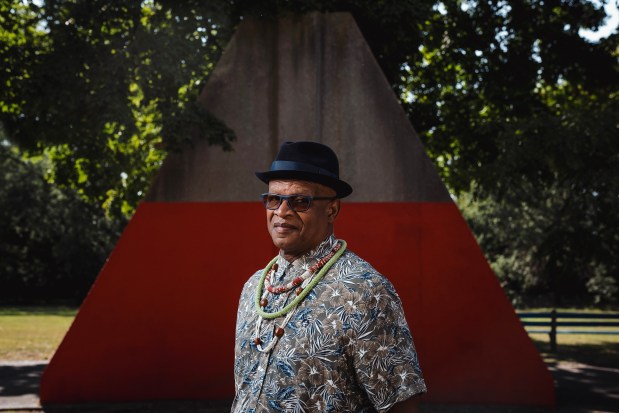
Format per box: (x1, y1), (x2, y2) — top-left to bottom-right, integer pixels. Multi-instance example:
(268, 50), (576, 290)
(0, 306), (77, 361)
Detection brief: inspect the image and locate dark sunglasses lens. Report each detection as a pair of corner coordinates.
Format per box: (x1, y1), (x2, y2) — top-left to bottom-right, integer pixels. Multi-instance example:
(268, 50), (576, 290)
(263, 194), (282, 209)
(289, 196), (311, 211)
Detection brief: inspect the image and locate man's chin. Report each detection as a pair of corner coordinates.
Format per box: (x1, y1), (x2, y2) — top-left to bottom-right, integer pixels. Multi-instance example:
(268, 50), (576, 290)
(270, 236), (301, 253)
(271, 238), (294, 250)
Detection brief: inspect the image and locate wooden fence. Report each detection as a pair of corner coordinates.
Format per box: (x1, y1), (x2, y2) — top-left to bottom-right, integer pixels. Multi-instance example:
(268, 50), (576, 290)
(518, 309), (619, 351)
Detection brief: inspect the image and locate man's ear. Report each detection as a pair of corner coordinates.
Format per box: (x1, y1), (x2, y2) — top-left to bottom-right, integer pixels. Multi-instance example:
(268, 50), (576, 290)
(327, 199), (341, 223)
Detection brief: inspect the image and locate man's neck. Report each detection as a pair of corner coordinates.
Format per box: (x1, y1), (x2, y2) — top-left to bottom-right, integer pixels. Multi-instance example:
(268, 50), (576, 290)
(282, 252), (303, 263)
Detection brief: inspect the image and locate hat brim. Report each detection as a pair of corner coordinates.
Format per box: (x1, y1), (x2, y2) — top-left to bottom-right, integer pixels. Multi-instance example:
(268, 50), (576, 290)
(255, 170), (353, 198)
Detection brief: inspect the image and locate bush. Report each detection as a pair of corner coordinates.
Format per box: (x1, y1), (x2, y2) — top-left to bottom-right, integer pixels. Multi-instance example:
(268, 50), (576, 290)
(0, 144), (123, 304)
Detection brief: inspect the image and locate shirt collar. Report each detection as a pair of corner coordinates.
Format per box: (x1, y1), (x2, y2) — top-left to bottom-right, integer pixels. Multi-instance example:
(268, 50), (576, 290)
(276, 234), (339, 271)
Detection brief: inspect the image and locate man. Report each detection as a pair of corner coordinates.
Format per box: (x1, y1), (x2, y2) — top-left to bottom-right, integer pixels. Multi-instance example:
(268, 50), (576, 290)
(232, 141), (426, 412)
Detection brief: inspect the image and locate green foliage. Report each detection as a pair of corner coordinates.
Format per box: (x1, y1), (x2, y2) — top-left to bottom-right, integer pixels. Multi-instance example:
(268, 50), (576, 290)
(0, 143), (121, 302)
(461, 181), (619, 307)
(403, 0), (617, 192)
(0, 0), (439, 217)
(455, 83), (619, 306)
(0, 0), (616, 306)
(0, 0), (441, 303)
(401, 0), (618, 306)
(0, 0), (236, 219)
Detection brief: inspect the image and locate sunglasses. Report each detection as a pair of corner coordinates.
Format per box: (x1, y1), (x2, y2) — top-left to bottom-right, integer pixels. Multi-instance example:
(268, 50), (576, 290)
(261, 193), (337, 212)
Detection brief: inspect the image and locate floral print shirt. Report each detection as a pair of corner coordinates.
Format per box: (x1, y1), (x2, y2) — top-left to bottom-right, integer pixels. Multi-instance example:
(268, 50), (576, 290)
(231, 235), (426, 413)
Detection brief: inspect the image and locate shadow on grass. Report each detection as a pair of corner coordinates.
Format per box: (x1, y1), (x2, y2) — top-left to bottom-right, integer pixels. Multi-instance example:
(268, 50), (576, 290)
(532, 338), (619, 368)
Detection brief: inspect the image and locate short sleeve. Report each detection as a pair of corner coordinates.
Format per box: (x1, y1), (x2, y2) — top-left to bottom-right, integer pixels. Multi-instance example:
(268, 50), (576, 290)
(347, 276), (427, 412)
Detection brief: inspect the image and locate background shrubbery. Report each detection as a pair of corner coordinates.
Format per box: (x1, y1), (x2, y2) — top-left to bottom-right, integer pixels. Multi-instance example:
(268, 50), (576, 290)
(0, 144), (122, 303)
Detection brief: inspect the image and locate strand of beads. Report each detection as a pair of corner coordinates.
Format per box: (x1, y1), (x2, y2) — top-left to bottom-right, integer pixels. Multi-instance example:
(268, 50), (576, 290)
(264, 242), (342, 295)
(253, 240), (347, 353)
(254, 257), (334, 352)
(255, 240), (347, 319)
(253, 305), (298, 353)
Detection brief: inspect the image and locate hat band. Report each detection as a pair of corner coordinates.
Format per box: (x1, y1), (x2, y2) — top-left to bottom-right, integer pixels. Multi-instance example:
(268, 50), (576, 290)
(270, 160), (338, 179)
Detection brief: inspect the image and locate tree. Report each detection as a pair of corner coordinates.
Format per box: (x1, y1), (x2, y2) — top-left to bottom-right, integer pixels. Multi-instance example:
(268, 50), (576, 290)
(0, 0), (439, 301)
(1, 0), (617, 305)
(0, 142), (121, 302)
(402, 0), (617, 191)
(1, 0), (436, 219)
(401, 0), (618, 305)
(1, 0), (236, 219)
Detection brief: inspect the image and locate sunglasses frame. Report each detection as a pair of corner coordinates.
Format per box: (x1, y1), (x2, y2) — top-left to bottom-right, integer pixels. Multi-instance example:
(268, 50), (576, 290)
(260, 193), (337, 212)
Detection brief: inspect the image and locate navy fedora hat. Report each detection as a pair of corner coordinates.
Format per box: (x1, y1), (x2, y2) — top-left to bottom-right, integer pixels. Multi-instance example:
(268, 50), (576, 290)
(256, 141), (353, 198)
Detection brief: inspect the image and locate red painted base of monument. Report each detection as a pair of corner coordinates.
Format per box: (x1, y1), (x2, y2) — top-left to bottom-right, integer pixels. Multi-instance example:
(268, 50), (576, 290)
(40, 202), (554, 406)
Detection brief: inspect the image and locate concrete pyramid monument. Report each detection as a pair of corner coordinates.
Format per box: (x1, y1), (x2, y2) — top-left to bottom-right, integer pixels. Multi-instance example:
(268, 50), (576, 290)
(41, 13), (554, 406)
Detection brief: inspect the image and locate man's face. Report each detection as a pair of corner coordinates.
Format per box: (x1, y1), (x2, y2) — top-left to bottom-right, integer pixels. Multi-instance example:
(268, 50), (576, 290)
(266, 180), (340, 261)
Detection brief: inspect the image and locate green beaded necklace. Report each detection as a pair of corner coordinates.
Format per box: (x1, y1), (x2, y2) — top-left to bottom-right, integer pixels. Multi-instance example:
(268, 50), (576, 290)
(255, 240), (347, 319)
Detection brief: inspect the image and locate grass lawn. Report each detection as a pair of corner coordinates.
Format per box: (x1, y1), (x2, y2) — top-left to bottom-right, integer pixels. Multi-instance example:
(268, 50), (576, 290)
(0, 307), (77, 361)
(1, 306), (618, 365)
(520, 308), (619, 367)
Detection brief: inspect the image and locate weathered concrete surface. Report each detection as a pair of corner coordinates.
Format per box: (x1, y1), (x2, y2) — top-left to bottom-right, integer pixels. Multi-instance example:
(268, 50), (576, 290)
(146, 12), (450, 202)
